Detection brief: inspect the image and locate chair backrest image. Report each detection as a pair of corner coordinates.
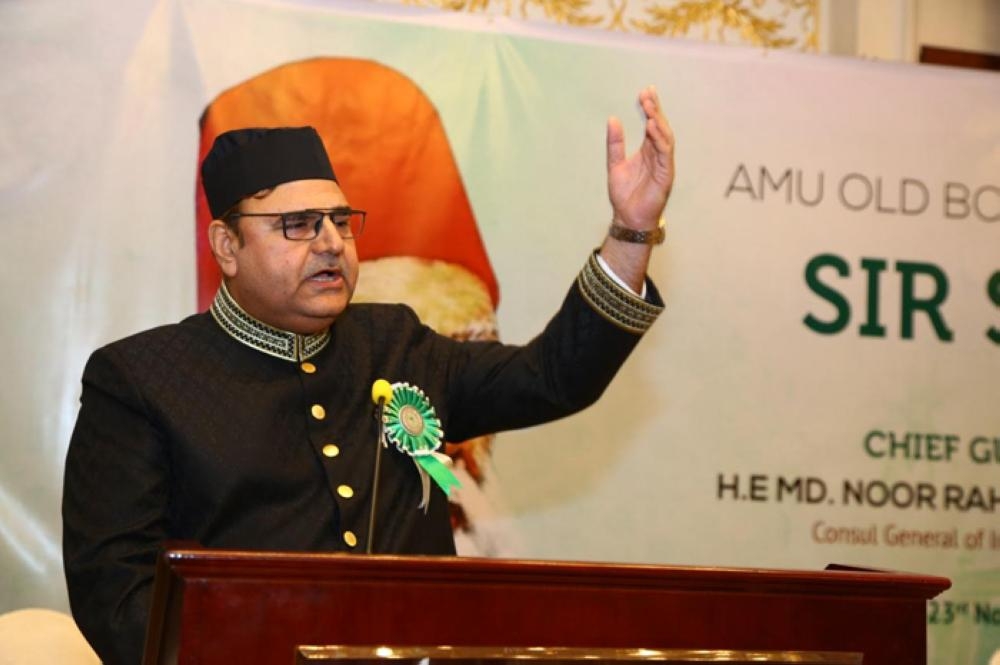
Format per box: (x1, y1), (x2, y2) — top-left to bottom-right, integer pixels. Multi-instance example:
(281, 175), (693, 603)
(195, 57), (498, 313)
(194, 57), (508, 555)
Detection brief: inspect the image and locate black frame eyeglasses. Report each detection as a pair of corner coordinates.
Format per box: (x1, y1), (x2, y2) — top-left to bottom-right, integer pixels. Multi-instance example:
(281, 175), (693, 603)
(226, 208), (366, 241)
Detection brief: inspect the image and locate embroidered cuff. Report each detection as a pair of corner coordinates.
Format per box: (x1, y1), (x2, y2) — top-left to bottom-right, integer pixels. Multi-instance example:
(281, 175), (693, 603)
(576, 251), (664, 334)
(595, 252), (647, 299)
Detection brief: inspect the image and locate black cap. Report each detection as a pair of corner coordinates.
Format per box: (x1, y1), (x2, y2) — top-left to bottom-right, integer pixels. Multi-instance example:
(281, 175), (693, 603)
(201, 127), (337, 218)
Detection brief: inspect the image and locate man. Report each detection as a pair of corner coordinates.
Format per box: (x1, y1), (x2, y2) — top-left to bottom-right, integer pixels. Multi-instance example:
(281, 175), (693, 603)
(63, 86), (674, 665)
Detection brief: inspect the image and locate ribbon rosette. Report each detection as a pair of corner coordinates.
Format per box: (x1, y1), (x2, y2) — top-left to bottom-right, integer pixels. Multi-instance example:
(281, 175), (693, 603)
(382, 382), (461, 511)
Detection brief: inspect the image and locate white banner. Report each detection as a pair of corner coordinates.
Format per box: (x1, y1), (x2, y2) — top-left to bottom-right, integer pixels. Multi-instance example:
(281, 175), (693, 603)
(1, 0), (998, 662)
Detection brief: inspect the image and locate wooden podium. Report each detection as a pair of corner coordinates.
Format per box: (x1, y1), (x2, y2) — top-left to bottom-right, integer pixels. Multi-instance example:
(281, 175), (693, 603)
(142, 547), (949, 665)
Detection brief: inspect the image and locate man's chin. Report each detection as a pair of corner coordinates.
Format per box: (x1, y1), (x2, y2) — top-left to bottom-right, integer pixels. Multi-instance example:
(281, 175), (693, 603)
(286, 313), (337, 335)
(303, 296), (351, 324)
(278, 289), (352, 332)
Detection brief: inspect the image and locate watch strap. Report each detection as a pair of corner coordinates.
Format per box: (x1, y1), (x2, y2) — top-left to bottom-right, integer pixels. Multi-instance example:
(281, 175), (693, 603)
(608, 218), (666, 245)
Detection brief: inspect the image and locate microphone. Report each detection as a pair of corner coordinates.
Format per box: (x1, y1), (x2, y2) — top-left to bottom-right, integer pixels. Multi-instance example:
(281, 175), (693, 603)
(366, 379), (393, 554)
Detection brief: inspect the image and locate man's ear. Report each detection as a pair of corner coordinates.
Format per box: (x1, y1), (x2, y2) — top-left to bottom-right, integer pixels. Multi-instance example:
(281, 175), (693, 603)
(208, 220), (240, 278)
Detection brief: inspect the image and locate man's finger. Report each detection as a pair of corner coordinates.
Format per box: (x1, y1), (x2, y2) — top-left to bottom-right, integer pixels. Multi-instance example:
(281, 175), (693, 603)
(638, 85), (659, 119)
(607, 116), (626, 171)
(645, 115), (674, 155)
(642, 89), (674, 154)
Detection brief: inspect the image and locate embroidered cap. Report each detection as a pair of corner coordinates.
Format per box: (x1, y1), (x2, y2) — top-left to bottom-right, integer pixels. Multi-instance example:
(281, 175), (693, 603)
(200, 126), (337, 219)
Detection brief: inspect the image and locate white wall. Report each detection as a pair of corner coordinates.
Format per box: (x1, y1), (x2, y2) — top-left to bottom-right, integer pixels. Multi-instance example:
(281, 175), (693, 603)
(824, 0), (1000, 62)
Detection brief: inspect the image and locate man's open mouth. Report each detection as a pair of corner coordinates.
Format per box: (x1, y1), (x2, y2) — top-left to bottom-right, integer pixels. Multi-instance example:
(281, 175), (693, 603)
(308, 267), (342, 282)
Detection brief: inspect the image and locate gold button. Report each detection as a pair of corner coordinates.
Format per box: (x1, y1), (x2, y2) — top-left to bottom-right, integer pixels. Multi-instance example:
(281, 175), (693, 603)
(337, 485), (354, 499)
(301, 362), (317, 374)
(322, 444), (340, 458)
(311, 404), (326, 420)
(343, 531), (357, 547)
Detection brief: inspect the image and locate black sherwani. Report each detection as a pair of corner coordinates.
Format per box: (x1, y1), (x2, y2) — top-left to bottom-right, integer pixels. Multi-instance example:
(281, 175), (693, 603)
(63, 257), (663, 665)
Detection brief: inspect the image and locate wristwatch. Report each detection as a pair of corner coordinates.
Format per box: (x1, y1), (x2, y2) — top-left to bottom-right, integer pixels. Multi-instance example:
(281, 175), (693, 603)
(608, 218), (666, 245)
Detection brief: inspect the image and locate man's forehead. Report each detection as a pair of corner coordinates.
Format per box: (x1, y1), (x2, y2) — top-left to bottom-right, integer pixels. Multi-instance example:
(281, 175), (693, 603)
(242, 179), (348, 210)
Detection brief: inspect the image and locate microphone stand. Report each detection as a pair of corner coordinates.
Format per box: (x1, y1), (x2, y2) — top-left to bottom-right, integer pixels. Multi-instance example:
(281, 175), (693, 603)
(367, 392), (388, 554)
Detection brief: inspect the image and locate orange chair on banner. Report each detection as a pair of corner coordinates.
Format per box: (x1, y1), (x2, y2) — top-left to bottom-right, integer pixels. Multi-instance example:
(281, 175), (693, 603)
(195, 58), (512, 553)
(195, 57), (499, 315)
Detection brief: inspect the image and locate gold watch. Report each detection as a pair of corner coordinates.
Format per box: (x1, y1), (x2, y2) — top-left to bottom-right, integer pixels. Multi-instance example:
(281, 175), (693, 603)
(608, 218), (666, 245)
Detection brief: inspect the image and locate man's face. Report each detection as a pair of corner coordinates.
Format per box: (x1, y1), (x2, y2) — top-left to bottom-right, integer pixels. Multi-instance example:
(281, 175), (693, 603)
(222, 178), (359, 334)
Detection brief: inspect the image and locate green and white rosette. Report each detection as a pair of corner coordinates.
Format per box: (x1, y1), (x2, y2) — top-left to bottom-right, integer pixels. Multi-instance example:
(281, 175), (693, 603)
(382, 382), (460, 511)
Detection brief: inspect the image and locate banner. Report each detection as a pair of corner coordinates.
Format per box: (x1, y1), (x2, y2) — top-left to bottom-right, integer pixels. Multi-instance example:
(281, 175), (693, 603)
(1, 1), (997, 661)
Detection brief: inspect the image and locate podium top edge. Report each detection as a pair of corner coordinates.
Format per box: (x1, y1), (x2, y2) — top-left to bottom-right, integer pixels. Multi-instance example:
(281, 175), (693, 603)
(159, 548), (950, 600)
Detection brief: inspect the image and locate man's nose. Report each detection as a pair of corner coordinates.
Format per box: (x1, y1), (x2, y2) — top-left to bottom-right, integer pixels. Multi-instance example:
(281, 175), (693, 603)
(311, 214), (345, 253)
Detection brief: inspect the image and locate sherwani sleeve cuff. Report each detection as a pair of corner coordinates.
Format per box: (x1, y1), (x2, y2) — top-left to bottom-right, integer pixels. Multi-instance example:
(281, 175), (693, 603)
(577, 250), (664, 334)
(594, 252), (648, 299)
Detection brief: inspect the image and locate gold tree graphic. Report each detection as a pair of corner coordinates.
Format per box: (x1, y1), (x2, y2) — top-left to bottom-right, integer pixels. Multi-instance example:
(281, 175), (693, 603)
(419, 0), (602, 26)
(633, 0), (816, 49)
(399, 0), (817, 50)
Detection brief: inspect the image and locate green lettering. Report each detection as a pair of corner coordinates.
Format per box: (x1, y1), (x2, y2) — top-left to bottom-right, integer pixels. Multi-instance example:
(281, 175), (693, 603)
(897, 261), (953, 341)
(859, 258), (887, 337)
(988, 271), (1000, 345)
(804, 254), (850, 335)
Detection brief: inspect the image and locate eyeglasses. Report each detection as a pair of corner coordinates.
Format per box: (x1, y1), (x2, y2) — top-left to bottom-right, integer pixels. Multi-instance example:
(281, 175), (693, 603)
(226, 208), (366, 241)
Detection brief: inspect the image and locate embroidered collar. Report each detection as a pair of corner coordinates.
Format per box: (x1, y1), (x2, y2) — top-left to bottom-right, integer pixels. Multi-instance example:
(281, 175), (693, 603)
(210, 283), (331, 362)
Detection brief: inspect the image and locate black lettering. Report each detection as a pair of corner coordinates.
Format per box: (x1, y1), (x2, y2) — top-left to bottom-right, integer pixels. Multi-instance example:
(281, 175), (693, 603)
(901, 178), (929, 215)
(967, 486), (987, 511)
(760, 167), (792, 203)
(777, 476), (801, 501)
(916, 483), (936, 509)
(717, 473), (740, 500)
(891, 482), (915, 507)
(974, 185), (1000, 222)
(875, 178), (897, 214)
(944, 484), (963, 510)
(839, 173), (872, 211)
(945, 182), (970, 219)
(866, 480), (889, 507)
(725, 163), (756, 199)
(796, 170), (824, 206)
(843, 479), (864, 506)
(804, 477), (827, 503)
